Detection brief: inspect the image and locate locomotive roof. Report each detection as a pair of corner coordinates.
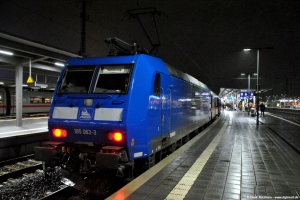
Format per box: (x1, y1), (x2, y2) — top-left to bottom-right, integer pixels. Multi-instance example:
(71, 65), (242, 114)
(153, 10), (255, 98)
(165, 63), (208, 90)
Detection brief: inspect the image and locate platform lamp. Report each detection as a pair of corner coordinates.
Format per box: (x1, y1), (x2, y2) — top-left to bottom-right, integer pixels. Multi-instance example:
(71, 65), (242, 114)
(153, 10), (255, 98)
(243, 47), (273, 125)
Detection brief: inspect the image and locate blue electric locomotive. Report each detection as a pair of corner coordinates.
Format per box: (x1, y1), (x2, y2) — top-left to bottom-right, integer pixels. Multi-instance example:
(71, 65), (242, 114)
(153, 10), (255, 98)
(34, 53), (219, 180)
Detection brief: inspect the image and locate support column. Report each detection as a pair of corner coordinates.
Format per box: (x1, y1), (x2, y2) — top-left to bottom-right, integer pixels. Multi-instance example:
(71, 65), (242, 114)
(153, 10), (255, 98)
(248, 74), (250, 115)
(15, 63), (23, 127)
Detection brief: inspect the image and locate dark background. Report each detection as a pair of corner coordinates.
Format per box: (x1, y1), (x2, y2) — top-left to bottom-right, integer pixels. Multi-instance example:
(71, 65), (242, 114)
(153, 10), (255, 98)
(1, 0), (300, 97)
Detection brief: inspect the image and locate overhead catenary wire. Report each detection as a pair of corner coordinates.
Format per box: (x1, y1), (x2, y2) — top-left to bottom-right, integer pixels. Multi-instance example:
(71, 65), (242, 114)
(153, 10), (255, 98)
(173, 42), (213, 85)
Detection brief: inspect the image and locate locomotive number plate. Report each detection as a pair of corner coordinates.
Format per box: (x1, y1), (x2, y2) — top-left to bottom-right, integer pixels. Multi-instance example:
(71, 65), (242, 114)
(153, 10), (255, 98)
(74, 129), (97, 135)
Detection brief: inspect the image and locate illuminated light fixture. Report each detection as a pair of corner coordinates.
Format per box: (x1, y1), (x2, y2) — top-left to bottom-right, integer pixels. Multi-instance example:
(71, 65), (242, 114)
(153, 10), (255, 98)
(55, 62), (64, 67)
(7, 84), (28, 87)
(0, 50), (13, 56)
(241, 73), (246, 75)
(107, 131), (123, 142)
(34, 83), (48, 88)
(0, 82), (4, 85)
(84, 99), (93, 106)
(52, 128), (67, 138)
(113, 132), (123, 142)
(243, 49), (251, 51)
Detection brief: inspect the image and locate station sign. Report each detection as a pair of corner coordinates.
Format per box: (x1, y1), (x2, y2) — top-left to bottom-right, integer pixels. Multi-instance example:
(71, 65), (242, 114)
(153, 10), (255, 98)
(240, 92), (254, 99)
(240, 92), (247, 99)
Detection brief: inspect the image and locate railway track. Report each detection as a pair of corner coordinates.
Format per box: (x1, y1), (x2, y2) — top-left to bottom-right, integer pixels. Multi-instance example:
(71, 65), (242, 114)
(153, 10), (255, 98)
(265, 109), (300, 155)
(0, 168), (72, 200)
(0, 156), (41, 182)
(0, 155), (123, 199)
(0, 156), (72, 200)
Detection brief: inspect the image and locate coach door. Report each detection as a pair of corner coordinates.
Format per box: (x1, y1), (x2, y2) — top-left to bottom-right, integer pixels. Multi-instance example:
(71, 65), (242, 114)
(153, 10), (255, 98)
(154, 73), (170, 146)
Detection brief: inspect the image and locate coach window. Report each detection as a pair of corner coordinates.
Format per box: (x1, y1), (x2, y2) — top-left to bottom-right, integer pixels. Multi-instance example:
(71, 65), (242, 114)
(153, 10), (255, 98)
(30, 97), (52, 103)
(44, 98), (52, 103)
(30, 97), (42, 103)
(154, 73), (160, 96)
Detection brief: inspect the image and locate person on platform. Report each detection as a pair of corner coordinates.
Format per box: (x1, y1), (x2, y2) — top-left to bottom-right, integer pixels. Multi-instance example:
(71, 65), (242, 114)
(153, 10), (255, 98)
(260, 102), (266, 117)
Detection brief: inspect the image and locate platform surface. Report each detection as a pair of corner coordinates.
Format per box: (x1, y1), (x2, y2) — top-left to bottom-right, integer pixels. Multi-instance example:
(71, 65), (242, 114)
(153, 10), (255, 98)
(107, 110), (300, 200)
(0, 117), (48, 139)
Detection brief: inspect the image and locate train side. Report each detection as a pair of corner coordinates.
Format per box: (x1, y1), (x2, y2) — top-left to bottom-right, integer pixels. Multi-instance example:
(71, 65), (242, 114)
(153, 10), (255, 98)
(211, 92), (221, 119)
(0, 87), (52, 115)
(34, 54), (219, 179)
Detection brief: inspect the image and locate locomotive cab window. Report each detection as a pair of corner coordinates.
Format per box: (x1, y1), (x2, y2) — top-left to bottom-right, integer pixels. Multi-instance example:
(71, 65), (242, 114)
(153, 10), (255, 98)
(93, 65), (133, 94)
(58, 66), (95, 94)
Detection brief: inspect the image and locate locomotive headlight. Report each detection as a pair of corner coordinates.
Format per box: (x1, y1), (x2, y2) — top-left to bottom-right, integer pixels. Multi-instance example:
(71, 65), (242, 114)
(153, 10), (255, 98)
(106, 131), (123, 142)
(84, 99), (93, 106)
(52, 128), (67, 138)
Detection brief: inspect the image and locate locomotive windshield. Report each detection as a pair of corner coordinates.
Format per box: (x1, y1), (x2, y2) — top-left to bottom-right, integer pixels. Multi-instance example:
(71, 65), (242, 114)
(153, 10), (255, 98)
(58, 66), (95, 94)
(93, 65), (133, 94)
(57, 65), (133, 94)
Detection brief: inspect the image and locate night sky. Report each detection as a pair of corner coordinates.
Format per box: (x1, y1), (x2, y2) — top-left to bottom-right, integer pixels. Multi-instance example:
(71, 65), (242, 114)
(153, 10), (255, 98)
(1, 0), (300, 97)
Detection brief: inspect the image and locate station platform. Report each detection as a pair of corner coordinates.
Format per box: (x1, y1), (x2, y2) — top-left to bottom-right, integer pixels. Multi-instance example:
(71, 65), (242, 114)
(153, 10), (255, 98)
(107, 110), (300, 200)
(0, 117), (48, 161)
(0, 116), (48, 138)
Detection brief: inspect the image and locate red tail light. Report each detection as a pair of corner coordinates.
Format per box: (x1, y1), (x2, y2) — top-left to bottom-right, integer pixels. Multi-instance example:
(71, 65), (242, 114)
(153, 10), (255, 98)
(52, 128), (67, 138)
(107, 131), (123, 142)
(113, 132), (123, 141)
